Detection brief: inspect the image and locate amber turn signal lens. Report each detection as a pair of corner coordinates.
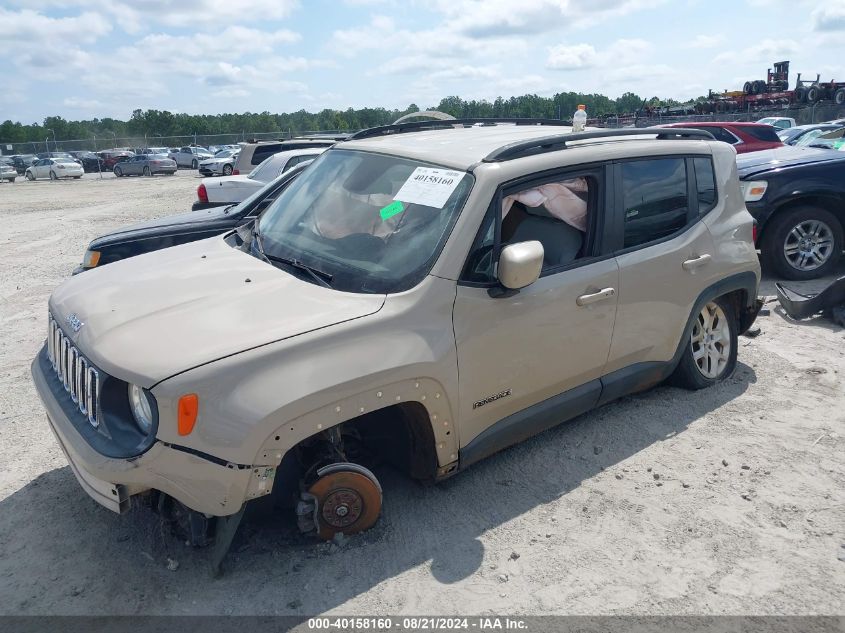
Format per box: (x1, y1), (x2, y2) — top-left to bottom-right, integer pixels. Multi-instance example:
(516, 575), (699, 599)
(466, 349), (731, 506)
(83, 249), (101, 268)
(178, 394), (199, 436)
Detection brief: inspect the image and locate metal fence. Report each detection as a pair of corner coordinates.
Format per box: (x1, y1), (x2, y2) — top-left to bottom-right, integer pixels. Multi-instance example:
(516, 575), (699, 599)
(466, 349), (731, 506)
(0, 129), (352, 156)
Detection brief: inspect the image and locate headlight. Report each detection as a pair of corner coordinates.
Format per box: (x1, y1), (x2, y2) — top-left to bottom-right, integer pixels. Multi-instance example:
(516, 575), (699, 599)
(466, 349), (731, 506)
(741, 180), (768, 202)
(82, 249), (101, 268)
(128, 383), (154, 434)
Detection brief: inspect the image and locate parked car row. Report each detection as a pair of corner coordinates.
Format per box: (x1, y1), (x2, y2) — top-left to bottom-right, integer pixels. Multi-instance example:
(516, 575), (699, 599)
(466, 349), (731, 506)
(193, 147), (326, 210)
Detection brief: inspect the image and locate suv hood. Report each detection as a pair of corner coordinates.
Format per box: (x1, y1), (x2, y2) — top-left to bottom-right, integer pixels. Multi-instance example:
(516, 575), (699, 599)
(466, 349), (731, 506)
(737, 146), (845, 179)
(90, 205), (241, 247)
(49, 236), (386, 386)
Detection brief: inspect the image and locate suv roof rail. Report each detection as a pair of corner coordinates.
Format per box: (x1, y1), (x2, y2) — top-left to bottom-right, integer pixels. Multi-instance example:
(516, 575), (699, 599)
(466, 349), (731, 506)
(348, 118), (572, 141)
(483, 127), (716, 162)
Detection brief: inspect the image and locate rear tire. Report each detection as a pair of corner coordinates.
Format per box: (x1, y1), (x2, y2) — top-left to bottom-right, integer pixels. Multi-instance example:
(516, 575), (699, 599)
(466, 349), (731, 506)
(835, 88), (845, 106)
(806, 85), (820, 104)
(191, 159), (198, 169)
(794, 86), (807, 103)
(671, 298), (738, 390)
(143, 166), (151, 176)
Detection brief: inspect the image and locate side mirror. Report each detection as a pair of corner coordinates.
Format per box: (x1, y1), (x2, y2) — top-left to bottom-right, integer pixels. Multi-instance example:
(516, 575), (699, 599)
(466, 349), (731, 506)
(498, 241), (544, 290)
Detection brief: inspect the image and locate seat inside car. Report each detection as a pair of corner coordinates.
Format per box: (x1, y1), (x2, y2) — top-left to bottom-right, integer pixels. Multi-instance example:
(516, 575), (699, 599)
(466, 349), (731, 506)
(503, 202), (583, 268)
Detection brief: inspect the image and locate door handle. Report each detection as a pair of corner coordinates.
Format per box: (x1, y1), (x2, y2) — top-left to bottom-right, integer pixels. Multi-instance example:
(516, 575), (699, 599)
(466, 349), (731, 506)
(576, 287), (616, 306)
(682, 254), (711, 271)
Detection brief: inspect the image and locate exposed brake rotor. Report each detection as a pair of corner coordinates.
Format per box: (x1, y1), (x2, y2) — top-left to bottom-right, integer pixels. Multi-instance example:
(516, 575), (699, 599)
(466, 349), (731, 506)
(301, 463), (382, 540)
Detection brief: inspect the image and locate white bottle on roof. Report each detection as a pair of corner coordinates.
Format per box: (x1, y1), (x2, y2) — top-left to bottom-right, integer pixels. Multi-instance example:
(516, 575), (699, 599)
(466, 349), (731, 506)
(573, 105), (587, 133)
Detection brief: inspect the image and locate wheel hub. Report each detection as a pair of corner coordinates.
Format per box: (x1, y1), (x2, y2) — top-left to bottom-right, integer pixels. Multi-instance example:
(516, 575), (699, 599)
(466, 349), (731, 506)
(304, 463), (383, 540)
(321, 488), (363, 528)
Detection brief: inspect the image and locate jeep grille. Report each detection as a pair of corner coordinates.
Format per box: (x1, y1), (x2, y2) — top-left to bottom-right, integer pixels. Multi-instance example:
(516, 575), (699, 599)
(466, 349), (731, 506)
(46, 315), (100, 428)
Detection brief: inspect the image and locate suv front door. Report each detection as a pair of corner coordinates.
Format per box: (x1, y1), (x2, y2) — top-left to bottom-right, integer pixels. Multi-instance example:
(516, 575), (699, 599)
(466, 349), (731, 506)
(601, 156), (718, 396)
(453, 165), (619, 461)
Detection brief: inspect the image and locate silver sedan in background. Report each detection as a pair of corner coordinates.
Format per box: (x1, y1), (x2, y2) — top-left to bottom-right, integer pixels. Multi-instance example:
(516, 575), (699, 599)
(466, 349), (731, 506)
(113, 154), (177, 177)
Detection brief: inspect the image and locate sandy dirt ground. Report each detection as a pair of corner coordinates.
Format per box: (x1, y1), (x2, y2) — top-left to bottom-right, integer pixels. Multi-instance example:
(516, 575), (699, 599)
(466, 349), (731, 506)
(0, 171), (843, 616)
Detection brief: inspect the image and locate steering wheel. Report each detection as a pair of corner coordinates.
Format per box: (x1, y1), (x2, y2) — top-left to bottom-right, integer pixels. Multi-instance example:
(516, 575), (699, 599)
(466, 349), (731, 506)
(333, 233), (386, 260)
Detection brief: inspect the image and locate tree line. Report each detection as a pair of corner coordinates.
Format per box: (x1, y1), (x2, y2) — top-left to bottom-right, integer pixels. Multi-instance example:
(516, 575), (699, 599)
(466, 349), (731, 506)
(0, 92), (684, 144)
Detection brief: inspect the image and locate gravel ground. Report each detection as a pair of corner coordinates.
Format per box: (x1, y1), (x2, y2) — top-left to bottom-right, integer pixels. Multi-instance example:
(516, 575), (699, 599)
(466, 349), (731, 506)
(0, 171), (843, 616)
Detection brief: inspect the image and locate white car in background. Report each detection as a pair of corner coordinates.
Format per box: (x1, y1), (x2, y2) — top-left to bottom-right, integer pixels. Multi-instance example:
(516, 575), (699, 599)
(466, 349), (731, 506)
(756, 116), (796, 130)
(193, 148), (325, 210)
(25, 158), (84, 181)
(169, 146), (214, 169)
(198, 148), (240, 177)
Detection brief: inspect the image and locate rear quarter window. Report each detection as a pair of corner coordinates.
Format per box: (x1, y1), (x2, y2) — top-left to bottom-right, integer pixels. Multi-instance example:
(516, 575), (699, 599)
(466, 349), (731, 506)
(735, 125), (781, 143)
(621, 158), (690, 249)
(693, 157), (717, 215)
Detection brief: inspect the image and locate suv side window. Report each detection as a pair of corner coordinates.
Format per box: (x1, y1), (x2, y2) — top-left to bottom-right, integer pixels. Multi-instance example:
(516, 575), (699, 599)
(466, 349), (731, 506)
(708, 127), (740, 145)
(693, 157), (717, 215)
(462, 168), (601, 284)
(286, 154), (316, 169)
(621, 158), (689, 248)
(252, 144), (283, 165)
(734, 125), (781, 143)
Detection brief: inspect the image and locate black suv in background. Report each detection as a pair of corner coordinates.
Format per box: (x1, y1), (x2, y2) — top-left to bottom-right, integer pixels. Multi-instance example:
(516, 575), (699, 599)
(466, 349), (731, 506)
(74, 163), (306, 274)
(69, 151), (105, 172)
(738, 146), (845, 280)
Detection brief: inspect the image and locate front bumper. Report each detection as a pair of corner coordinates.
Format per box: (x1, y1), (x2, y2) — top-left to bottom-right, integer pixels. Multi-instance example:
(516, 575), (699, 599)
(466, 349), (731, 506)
(31, 346), (258, 516)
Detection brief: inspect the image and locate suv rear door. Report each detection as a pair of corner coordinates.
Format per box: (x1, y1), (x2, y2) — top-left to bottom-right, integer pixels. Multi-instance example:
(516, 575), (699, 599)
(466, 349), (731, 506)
(600, 155), (718, 400)
(453, 164), (619, 459)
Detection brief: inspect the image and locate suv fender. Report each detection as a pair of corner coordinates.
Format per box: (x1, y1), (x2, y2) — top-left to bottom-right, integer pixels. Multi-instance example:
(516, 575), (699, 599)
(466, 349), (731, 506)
(256, 377), (459, 480)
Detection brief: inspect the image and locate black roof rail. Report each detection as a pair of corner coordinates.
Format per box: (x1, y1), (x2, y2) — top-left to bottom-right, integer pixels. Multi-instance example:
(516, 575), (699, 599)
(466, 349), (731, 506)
(348, 118), (572, 141)
(483, 127), (716, 162)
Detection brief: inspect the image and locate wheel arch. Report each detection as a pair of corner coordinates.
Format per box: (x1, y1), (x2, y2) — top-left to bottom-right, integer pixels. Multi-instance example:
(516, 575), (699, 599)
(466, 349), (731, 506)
(256, 377), (458, 482)
(671, 272), (760, 369)
(757, 193), (845, 243)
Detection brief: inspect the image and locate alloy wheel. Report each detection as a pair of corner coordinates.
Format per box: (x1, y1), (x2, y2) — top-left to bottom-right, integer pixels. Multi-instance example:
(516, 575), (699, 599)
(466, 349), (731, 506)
(783, 219), (834, 272)
(691, 302), (731, 379)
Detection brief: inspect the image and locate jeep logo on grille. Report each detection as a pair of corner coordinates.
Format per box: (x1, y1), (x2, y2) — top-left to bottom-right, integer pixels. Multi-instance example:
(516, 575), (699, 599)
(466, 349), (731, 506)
(66, 313), (83, 333)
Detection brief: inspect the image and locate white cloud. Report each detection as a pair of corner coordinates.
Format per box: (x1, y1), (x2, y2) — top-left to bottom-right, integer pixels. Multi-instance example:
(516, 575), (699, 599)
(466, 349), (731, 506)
(330, 14), (529, 76)
(546, 43), (597, 70)
(685, 34), (725, 48)
(432, 0), (666, 36)
(0, 8), (111, 45)
(137, 26), (301, 60)
(812, 2), (845, 31)
(712, 38), (799, 64)
(63, 97), (104, 110)
(546, 39), (651, 70)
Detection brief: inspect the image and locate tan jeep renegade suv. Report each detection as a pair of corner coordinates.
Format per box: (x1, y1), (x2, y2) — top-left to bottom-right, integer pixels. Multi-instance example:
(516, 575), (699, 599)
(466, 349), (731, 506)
(31, 120), (761, 569)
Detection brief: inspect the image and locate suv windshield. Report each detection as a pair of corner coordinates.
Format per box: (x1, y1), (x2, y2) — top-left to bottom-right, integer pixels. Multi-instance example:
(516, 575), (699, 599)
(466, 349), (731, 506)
(256, 149), (473, 294)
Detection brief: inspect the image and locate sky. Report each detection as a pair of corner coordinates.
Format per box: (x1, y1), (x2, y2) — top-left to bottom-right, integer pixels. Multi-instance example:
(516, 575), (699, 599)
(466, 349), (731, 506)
(1, 0), (844, 123)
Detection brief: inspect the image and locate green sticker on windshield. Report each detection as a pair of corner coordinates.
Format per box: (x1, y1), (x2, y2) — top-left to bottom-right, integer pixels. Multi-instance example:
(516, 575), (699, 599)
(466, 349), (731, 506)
(379, 200), (405, 221)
